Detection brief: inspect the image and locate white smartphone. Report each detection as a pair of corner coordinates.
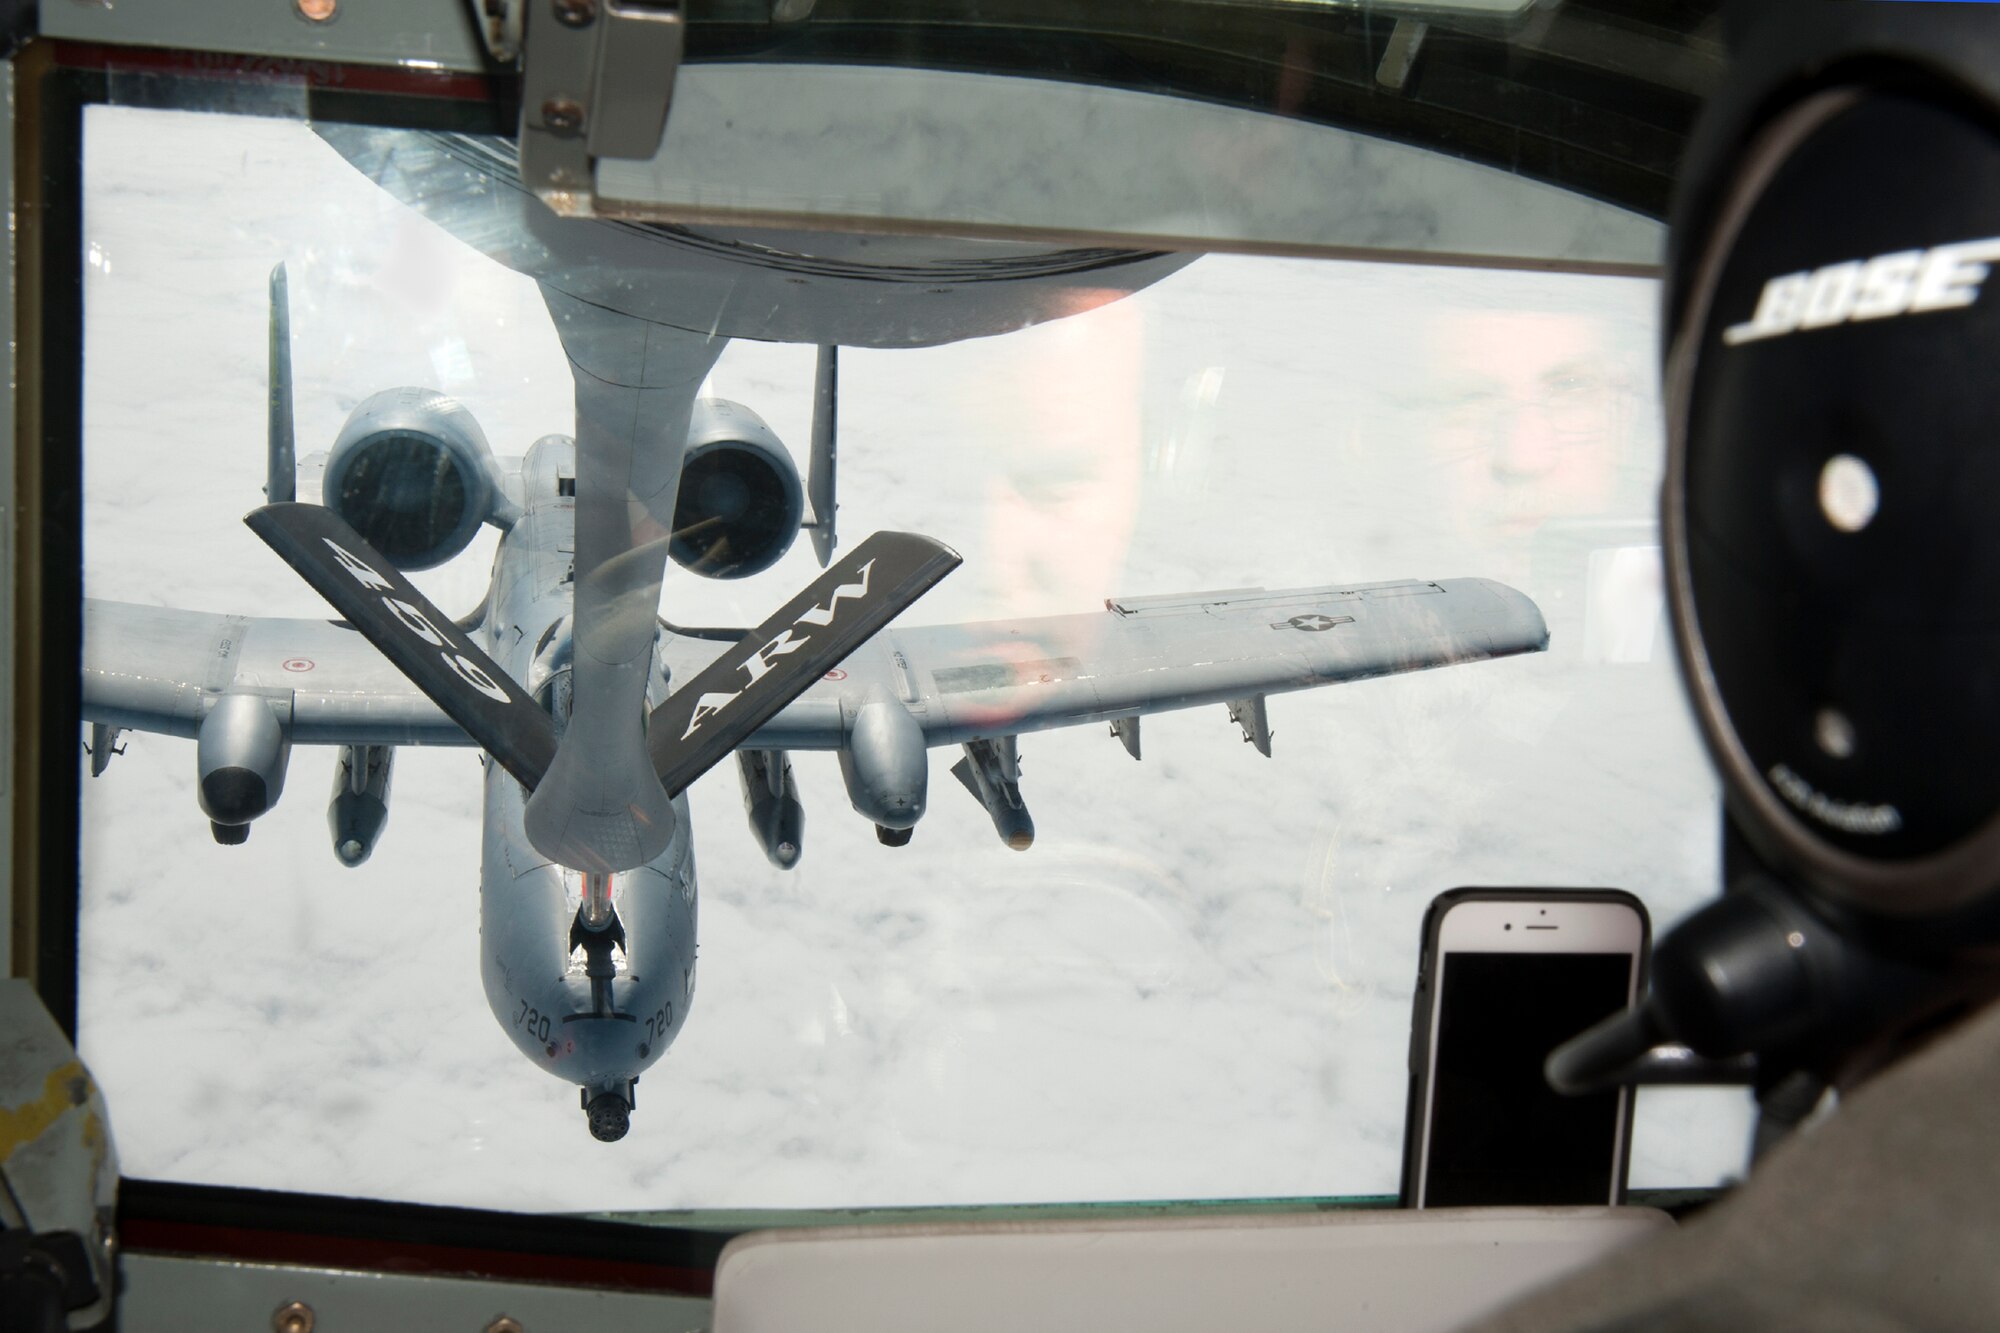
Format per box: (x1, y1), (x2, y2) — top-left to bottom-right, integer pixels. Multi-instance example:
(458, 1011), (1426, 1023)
(1400, 888), (1649, 1208)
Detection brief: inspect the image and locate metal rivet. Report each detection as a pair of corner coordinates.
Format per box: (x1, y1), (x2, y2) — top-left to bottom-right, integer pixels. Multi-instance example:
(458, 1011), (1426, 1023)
(487, 1318), (526, 1333)
(541, 99), (585, 137)
(273, 1301), (316, 1333)
(554, 0), (597, 26)
(295, 0), (338, 21)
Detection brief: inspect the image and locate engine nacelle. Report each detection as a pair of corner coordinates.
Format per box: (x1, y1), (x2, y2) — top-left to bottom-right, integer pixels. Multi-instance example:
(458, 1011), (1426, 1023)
(670, 398), (804, 579)
(322, 387), (499, 571)
(839, 690), (928, 832)
(197, 691), (292, 843)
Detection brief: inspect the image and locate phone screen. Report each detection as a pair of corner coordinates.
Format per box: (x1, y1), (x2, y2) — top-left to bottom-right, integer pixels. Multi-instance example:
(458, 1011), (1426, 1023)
(1423, 951), (1634, 1207)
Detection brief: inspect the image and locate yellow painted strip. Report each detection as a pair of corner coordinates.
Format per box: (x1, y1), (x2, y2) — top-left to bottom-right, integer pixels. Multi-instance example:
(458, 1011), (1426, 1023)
(0, 1060), (89, 1160)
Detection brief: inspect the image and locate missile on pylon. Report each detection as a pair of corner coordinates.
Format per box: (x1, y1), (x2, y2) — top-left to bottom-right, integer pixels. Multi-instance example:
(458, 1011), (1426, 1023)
(736, 748), (804, 869)
(951, 735), (1034, 850)
(328, 743), (394, 867)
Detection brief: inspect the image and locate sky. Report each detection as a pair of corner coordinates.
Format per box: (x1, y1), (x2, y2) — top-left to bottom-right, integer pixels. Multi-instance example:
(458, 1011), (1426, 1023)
(76, 103), (1753, 1214)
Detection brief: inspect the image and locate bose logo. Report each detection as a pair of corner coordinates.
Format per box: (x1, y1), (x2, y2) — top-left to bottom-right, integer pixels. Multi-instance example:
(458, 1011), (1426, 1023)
(679, 559), (878, 741)
(1723, 236), (2000, 346)
(323, 537), (514, 704)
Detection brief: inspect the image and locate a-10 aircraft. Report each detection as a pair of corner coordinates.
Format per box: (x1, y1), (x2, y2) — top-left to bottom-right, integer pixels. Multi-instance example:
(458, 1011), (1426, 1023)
(81, 132), (1551, 1141)
(80, 299), (1547, 1138)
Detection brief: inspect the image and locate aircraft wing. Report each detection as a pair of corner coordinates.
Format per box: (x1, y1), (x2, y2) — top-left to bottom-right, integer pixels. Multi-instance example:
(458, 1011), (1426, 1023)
(729, 577), (1549, 751)
(81, 599), (469, 746)
(87, 574), (1546, 759)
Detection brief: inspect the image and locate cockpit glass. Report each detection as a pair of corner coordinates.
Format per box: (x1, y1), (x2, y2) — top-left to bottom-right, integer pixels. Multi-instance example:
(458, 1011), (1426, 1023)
(74, 84), (1749, 1216)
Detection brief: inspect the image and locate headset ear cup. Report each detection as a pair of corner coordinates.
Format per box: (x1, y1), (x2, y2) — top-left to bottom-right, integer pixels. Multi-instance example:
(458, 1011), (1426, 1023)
(1665, 67), (2000, 926)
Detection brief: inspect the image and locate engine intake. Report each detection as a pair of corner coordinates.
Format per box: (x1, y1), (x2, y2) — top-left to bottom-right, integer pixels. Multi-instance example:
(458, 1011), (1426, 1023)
(670, 398), (804, 580)
(322, 387), (499, 571)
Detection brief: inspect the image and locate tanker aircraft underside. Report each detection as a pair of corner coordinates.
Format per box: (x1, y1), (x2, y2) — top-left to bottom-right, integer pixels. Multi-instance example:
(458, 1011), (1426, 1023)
(80, 265), (1548, 1139)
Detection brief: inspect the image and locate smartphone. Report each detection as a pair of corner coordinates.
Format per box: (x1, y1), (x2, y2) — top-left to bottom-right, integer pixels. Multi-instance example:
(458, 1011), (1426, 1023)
(1400, 888), (1649, 1208)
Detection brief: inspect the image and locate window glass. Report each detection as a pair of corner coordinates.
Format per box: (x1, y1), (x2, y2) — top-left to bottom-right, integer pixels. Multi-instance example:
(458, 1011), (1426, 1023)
(78, 103), (1748, 1213)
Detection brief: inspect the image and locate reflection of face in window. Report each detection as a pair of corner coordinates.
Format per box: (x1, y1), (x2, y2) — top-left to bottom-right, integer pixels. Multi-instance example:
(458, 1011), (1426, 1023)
(982, 295), (1144, 616)
(943, 296), (1145, 735)
(1423, 310), (1646, 555)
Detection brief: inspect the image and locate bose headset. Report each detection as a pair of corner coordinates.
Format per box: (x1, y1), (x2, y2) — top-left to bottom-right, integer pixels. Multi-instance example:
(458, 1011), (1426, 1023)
(1552, 1), (2000, 1122)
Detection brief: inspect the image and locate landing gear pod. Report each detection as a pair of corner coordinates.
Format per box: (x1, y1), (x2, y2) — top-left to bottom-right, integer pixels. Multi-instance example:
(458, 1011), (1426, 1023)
(196, 691), (292, 842)
(839, 690), (928, 832)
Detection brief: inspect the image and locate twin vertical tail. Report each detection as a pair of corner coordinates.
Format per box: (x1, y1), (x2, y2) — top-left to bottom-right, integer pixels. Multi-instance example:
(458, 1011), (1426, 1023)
(806, 344), (838, 567)
(267, 264), (297, 504)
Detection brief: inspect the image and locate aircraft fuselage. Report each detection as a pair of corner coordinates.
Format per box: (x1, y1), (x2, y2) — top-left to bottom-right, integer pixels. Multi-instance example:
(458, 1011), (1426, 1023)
(476, 436), (696, 1137)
